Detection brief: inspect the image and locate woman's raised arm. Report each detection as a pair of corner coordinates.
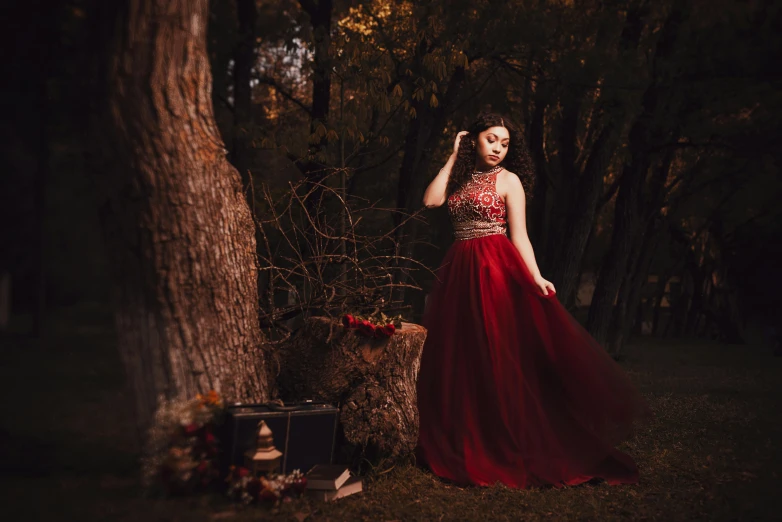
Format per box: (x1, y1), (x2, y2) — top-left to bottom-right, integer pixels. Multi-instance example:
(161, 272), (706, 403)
(422, 131), (468, 208)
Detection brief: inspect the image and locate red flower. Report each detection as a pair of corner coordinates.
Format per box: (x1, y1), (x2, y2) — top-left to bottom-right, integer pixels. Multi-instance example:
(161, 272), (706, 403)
(204, 431), (216, 445)
(358, 320), (376, 337)
(236, 466), (250, 478)
(183, 423), (199, 435)
(196, 460), (209, 474)
(292, 476), (308, 494)
(380, 323), (396, 337)
(342, 314), (357, 328)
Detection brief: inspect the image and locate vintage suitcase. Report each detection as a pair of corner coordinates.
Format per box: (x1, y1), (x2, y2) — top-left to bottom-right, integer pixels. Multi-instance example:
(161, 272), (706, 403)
(220, 401), (340, 476)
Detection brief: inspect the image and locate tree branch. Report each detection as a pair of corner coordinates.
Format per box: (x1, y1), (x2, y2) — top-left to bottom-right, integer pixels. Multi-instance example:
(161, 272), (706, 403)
(368, 11), (401, 72)
(254, 73), (313, 116)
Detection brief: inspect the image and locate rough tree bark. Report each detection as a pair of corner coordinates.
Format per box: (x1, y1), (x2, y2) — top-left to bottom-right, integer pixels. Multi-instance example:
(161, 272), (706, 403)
(92, 0), (271, 433)
(277, 317), (426, 459)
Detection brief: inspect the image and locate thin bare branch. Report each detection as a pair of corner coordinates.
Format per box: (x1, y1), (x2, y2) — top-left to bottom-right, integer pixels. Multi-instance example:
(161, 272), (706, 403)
(254, 73), (313, 116)
(249, 169), (436, 338)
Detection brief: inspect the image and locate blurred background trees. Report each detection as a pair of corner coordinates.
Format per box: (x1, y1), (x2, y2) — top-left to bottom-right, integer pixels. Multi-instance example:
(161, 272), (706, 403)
(2, 0), (781, 361)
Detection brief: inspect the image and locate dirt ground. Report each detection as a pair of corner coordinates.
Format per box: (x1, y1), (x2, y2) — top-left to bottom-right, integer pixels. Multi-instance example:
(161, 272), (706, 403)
(1, 305), (780, 521)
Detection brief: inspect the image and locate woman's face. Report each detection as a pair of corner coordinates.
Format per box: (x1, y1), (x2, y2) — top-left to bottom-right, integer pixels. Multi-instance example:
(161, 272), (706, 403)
(475, 126), (510, 169)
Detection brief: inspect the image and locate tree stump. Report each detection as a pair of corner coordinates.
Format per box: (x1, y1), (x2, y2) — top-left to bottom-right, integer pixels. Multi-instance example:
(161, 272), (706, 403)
(277, 317), (427, 459)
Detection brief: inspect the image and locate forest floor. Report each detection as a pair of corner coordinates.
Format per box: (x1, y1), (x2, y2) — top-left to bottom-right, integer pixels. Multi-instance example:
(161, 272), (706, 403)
(1, 304), (780, 522)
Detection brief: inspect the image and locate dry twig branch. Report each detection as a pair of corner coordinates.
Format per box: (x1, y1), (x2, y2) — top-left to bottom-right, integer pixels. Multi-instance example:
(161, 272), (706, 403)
(250, 169), (435, 342)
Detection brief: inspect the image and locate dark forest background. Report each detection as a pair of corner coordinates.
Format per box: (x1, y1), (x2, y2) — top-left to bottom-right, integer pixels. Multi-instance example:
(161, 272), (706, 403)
(2, 3), (782, 518)
(2, 0), (781, 356)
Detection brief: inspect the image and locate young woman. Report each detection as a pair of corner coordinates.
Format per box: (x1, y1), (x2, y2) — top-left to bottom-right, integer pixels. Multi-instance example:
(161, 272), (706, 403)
(416, 112), (652, 489)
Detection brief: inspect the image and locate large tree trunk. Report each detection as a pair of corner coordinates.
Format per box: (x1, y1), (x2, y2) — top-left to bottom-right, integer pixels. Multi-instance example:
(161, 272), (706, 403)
(92, 0), (271, 433)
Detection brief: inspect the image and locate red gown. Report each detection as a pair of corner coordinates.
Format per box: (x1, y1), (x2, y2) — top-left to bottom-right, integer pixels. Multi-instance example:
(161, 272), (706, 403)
(415, 168), (652, 489)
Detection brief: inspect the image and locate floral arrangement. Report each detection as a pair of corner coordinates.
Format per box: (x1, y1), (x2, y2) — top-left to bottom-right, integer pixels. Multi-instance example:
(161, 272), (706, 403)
(341, 311), (403, 338)
(142, 391), (322, 507)
(141, 390), (223, 494)
(226, 466), (308, 505)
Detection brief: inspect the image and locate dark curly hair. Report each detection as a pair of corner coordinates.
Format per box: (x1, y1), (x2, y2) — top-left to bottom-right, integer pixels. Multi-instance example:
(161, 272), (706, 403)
(446, 112), (535, 199)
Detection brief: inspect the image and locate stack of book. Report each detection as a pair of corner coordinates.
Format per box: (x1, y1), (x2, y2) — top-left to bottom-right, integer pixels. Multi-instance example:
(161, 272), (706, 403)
(305, 464), (363, 501)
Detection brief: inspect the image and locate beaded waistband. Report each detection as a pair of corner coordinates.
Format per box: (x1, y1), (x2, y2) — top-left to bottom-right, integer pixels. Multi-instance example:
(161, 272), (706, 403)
(453, 220), (507, 240)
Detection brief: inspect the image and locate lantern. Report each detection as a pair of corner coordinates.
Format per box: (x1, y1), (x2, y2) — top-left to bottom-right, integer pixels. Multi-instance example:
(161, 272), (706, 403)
(244, 420), (283, 476)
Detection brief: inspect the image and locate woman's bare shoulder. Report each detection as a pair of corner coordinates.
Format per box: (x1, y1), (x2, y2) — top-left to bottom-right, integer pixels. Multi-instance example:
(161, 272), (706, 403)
(498, 169), (524, 194)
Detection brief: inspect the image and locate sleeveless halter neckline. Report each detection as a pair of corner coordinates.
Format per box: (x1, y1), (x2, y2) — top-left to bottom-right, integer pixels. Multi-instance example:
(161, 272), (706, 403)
(472, 164), (503, 177)
(447, 169), (507, 241)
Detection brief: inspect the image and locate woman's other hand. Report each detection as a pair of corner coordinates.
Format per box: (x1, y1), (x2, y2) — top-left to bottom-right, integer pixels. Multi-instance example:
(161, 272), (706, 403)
(534, 275), (556, 296)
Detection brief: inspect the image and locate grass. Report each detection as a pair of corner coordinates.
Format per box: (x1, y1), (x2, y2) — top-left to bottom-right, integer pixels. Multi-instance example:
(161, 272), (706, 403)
(1, 305), (780, 521)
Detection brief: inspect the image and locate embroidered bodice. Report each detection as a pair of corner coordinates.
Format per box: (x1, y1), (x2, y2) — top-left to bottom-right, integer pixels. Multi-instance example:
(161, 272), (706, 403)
(447, 170), (507, 240)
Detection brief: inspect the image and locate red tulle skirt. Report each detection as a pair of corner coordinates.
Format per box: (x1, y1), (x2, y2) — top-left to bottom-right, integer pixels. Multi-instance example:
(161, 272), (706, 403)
(416, 234), (652, 489)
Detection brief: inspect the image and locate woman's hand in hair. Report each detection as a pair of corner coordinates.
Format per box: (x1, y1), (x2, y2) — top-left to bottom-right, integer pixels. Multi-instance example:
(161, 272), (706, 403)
(453, 131), (469, 155)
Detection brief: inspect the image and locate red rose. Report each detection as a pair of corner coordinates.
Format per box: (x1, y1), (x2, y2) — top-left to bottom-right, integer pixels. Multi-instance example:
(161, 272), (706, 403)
(183, 423), (199, 435)
(380, 323), (396, 337)
(204, 431), (216, 444)
(342, 314), (357, 328)
(292, 476), (308, 494)
(358, 320), (376, 337)
(374, 323), (387, 338)
(237, 466), (250, 478)
(196, 460), (209, 474)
